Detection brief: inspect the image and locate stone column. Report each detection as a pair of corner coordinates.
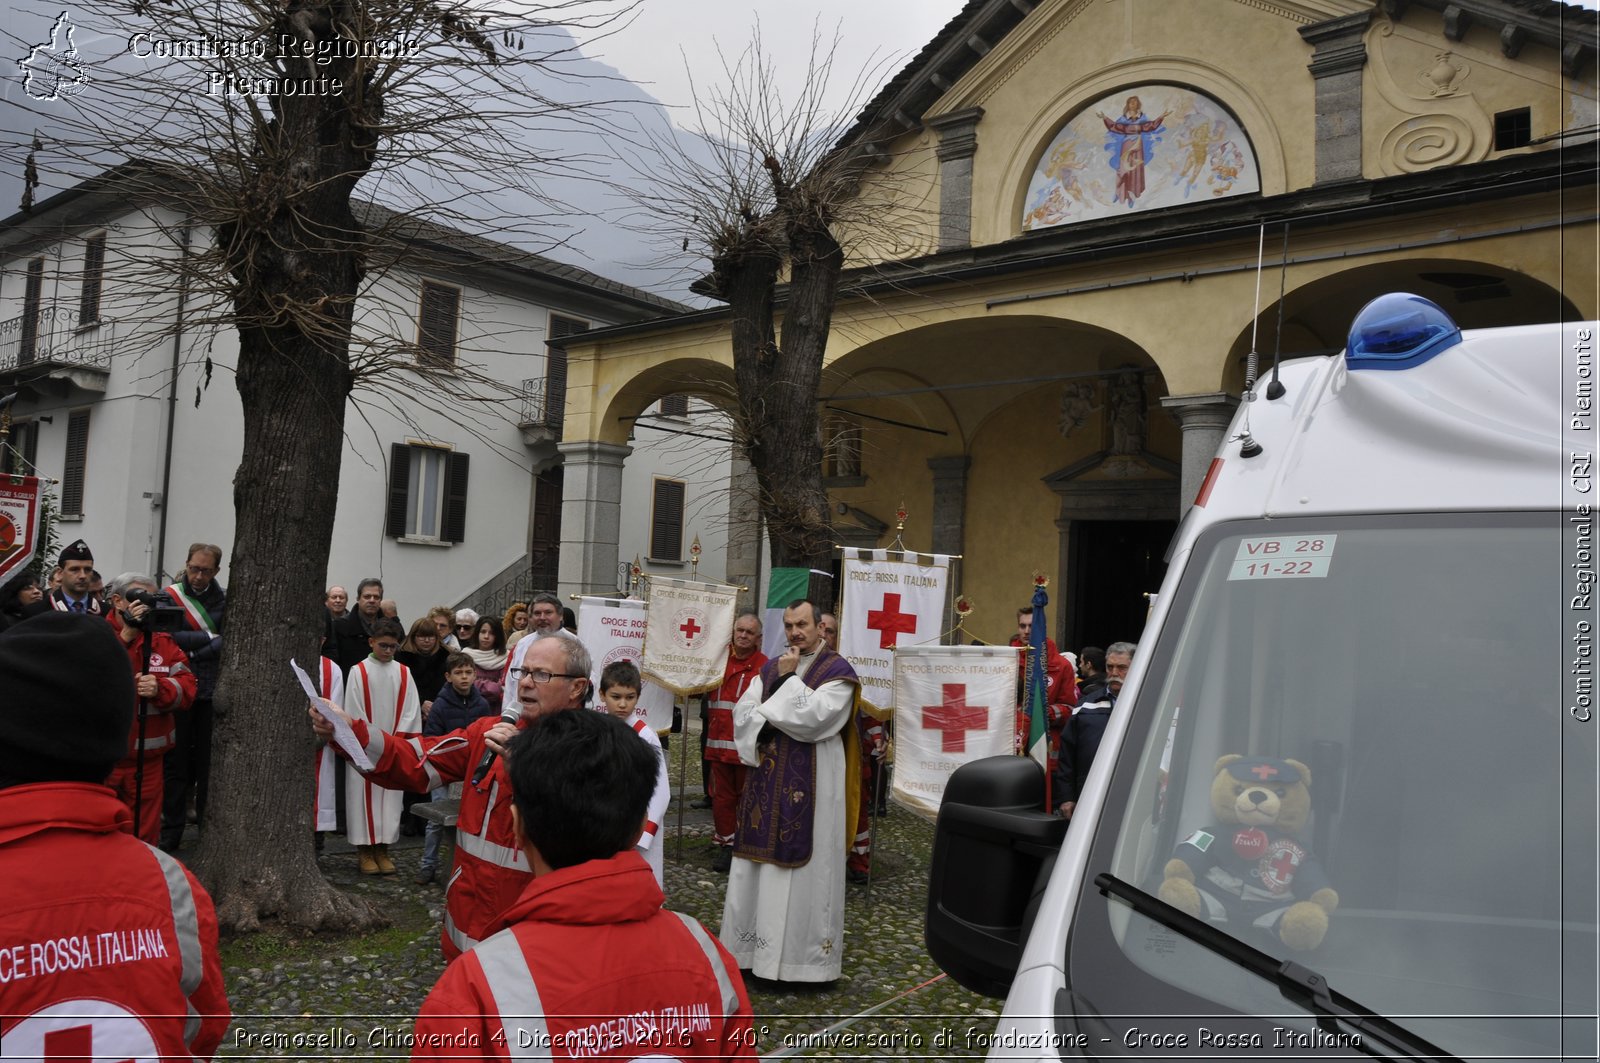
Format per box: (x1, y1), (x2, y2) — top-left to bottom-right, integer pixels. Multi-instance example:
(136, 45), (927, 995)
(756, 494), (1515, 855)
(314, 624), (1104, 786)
(555, 440), (631, 596)
(927, 455), (971, 559)
(724, 452), (762, 614)
(1299, 11), (1372, 184)
(1160, 393), (1239, 513)
(927, 108), (985, 251)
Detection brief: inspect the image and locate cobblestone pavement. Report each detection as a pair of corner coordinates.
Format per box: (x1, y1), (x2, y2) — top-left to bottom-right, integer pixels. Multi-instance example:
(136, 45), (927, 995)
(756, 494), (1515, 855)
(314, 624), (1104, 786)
(213, 724), (1000, 1059)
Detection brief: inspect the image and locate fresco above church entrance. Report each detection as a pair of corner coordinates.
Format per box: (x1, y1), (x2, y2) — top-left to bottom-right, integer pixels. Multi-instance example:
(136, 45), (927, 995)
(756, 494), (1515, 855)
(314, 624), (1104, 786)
(1022, 85), (1260, 229)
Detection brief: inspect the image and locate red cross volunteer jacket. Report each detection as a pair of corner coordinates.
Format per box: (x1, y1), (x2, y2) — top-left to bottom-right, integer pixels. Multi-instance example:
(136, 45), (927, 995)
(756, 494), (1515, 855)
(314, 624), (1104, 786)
(412, 850), (754, 1060)
(0, 783), (230, 1059)
(347, 712), (532, 960)
(107, 613), (197, 759)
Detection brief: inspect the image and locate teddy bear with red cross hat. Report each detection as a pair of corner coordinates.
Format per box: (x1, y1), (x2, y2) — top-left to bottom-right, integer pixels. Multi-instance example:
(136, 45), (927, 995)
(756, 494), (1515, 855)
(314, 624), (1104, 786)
(1158, 754), (1339, 951)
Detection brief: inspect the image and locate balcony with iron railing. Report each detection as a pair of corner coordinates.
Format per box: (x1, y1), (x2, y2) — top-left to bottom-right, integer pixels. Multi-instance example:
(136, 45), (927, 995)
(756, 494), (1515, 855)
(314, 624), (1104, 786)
(517, 376), (563, 448)
(0, 304), (116, 392)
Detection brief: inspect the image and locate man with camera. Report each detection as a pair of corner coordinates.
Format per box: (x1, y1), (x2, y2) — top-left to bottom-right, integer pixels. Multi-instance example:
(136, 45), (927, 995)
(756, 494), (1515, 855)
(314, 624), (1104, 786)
(105, 573), (197, 843)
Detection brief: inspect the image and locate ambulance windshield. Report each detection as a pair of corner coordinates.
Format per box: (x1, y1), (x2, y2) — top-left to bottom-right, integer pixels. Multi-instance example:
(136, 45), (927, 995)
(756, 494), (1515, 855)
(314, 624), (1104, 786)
(1068, 512), (1597, 1060)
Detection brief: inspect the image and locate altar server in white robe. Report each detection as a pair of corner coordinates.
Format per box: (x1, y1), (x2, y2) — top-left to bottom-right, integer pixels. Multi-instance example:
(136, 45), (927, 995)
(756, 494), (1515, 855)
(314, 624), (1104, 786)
(312, 655), (344, 834)
(720, 599), (860, 982)
(343, 618), (420, 874)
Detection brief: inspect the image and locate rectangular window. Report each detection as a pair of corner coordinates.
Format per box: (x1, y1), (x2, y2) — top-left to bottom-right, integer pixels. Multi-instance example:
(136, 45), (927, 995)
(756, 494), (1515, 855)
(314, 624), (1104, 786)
(417, 281), (461, 366)
(659, 393), (689, 417)
(20, 257), (44, 364)
(824, 413), (864, 479)
(79, 232), (106, 325)
(386, 443), (470, 543)
(546, 313), (590, 429)
(650, 477), (686, 561)
(61, 409), (90, 517)
(1493, 108), (1531, 151)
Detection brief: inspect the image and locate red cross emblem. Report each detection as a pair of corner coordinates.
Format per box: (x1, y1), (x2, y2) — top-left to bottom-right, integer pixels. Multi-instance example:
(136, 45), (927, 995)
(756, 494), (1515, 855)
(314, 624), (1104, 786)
(1250, 763), (1280, 780)
(679, 616), (702, 642)
(1260, 839), (1305, 894)
(865, 592), (918, 649)
(921, 683), (988, 752)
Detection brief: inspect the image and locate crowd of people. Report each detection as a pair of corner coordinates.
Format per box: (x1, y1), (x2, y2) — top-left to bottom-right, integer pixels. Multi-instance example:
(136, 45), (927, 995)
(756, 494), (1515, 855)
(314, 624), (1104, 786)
(1, 535), (1141, 1059)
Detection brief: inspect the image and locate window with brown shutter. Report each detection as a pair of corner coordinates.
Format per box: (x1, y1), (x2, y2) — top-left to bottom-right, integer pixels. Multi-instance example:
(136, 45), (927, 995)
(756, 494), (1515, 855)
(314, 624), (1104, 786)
(61, 409), (90, 517)
(20, 258), (44, 364)
(649, 477), (685, 561)
(546, 314), (589, 429)
(79, 232), (106, 325)
(417, 281), (461, 366)
(659, 394), (688, 418)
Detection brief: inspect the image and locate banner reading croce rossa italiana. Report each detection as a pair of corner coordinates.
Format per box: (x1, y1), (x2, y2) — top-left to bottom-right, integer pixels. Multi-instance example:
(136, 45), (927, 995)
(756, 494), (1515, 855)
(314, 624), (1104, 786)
(640, 576), (738, 696)
(892, 644), (1019, 819)
(0, 476), (43, 588)
(839, 547), (951, 710)
(576, 596), (675, 733)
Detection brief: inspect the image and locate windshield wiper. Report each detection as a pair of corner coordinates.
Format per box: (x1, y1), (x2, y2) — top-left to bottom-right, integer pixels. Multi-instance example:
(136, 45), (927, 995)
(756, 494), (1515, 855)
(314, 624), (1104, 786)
(1095, 873), (1464, 1063)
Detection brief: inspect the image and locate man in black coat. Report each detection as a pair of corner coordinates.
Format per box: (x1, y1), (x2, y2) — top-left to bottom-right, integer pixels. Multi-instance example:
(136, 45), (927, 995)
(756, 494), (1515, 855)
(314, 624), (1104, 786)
(160, 543), (227, 851)
(333, 577), (385, 674)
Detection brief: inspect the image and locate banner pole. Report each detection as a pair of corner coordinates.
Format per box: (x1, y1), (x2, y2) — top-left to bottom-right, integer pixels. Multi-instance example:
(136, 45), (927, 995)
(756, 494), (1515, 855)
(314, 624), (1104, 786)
(672, 694), (691, 865)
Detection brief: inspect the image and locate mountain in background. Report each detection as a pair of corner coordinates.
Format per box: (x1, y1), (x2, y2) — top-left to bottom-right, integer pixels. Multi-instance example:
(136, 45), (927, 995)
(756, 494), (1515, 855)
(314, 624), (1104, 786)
(1, 2), (716, 305)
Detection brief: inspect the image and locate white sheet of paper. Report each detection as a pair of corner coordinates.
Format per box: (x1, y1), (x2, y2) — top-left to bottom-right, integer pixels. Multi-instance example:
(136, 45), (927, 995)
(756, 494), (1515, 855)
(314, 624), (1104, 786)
(292, 658), (375, 771)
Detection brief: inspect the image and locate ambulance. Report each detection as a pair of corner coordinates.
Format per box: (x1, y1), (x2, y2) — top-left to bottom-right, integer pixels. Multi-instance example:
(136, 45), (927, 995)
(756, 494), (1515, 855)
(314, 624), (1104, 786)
(926, 295), (1599, 1061)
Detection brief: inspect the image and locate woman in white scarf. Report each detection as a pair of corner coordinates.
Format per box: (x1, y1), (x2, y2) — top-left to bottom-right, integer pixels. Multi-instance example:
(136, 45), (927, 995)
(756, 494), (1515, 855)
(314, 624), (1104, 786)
(463, 616), (508, 704)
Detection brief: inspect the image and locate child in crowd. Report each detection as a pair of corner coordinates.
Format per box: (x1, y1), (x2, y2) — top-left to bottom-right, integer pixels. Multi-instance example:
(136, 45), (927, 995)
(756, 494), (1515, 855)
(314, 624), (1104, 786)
(599, 661), (670, 891)
(415, 652), (496, 885)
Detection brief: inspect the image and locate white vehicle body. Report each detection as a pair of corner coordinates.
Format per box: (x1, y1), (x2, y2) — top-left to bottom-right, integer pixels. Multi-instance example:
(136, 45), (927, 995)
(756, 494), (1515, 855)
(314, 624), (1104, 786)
(927, 298), (1599, 1062)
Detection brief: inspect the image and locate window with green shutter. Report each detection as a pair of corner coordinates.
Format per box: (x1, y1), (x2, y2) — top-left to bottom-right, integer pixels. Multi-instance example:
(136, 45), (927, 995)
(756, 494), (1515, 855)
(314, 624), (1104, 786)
(61, 409), (90, 517)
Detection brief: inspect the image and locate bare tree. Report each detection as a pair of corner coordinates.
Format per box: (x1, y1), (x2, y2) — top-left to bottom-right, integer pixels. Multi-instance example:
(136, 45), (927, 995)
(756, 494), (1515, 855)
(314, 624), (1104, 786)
(618, 32), (933, 582)
(5, 0), (631, 932)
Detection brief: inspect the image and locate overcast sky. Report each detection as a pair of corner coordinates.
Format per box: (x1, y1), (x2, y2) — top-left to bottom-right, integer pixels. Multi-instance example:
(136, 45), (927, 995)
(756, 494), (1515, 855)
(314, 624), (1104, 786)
(573, 0), (970, 124)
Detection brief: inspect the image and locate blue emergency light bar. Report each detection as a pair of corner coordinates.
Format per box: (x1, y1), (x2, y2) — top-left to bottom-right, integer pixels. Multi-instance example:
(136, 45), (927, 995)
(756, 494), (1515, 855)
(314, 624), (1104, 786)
(1345, 293), (1462, 370)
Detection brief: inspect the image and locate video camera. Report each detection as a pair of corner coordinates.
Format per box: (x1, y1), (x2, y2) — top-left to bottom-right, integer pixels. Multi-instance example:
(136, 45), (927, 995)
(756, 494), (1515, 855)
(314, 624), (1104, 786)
(124, 588), (190, 633)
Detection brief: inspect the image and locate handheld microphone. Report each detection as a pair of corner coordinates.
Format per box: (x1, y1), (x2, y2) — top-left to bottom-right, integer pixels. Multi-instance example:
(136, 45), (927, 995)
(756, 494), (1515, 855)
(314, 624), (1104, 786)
(469, 706), (521, 786)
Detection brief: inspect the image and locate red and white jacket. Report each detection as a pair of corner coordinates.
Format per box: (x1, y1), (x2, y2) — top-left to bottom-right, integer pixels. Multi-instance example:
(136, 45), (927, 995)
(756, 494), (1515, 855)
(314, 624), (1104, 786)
(0, 783), (230, 1059)
(413, 850), (754, 1060)
(107, 613), (196, 759)
(347, 712), (530, 960)
(704, 648), (766, 765)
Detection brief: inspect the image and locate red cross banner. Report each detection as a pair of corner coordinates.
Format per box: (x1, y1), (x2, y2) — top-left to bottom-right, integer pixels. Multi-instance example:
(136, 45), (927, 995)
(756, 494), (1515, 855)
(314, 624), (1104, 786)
(892, 645), (1019, 819)
(0, 475), (43, 588)
(640, 575), (738, 696)
(576, 596), (676, 733)
(839, 547), (952, 711)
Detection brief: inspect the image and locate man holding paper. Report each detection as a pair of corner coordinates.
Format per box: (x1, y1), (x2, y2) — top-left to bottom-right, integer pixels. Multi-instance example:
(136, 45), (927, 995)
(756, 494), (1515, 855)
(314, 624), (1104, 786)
(310, 634), (592, 960)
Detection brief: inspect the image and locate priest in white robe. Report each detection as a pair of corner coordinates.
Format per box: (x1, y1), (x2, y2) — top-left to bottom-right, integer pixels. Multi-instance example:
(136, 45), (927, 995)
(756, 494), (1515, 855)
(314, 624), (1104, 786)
(720, 600), (860, 982)
(343, 619), (420, 874)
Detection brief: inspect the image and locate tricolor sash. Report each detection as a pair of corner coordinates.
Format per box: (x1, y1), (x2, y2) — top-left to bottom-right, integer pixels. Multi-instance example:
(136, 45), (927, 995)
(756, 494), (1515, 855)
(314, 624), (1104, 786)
(165, 582), (218, 635)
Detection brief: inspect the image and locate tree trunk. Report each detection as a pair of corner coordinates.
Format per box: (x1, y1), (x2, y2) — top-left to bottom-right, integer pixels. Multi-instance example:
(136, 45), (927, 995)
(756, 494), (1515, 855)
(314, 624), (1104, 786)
(190, 315), (379, 933)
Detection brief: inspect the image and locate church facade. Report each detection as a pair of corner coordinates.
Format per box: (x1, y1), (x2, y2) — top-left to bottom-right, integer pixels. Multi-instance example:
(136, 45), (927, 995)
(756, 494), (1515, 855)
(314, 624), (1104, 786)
(557, 0), (1598, 647)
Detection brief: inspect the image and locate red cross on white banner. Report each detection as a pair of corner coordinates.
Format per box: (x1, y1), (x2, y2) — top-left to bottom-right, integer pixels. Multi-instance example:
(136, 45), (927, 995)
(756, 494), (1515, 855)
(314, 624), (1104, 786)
(865, 592), (918, 649)
(679, 616), (702, 642)
(921, 683), (989, 752)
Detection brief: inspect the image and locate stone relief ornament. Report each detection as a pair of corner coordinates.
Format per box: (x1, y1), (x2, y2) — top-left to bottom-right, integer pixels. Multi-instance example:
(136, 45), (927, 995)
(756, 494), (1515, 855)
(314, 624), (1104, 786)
(1059, 381), (1098, 439)
(1419, 52), (1469, 97)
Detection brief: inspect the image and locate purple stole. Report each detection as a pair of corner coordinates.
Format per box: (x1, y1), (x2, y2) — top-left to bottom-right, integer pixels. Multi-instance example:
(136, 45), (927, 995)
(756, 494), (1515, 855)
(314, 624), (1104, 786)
(733, 646), (858, 867)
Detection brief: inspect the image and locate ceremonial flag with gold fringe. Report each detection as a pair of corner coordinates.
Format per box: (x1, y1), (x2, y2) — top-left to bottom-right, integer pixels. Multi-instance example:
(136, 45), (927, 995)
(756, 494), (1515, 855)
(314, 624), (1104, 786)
(576, 596), (675, 732)
(640, 575), (737, 696)
(1024, 580), (1052, 780)
(892, 645), (1019, 819)
(839, 547), (951, 711)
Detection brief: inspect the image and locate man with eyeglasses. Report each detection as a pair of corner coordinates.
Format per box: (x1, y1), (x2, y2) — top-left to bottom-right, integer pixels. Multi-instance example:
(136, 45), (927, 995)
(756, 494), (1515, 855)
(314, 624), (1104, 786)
(498, 592), (575, 716)
(310, 632), (594, 959)
(159, 543), (227, 852)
